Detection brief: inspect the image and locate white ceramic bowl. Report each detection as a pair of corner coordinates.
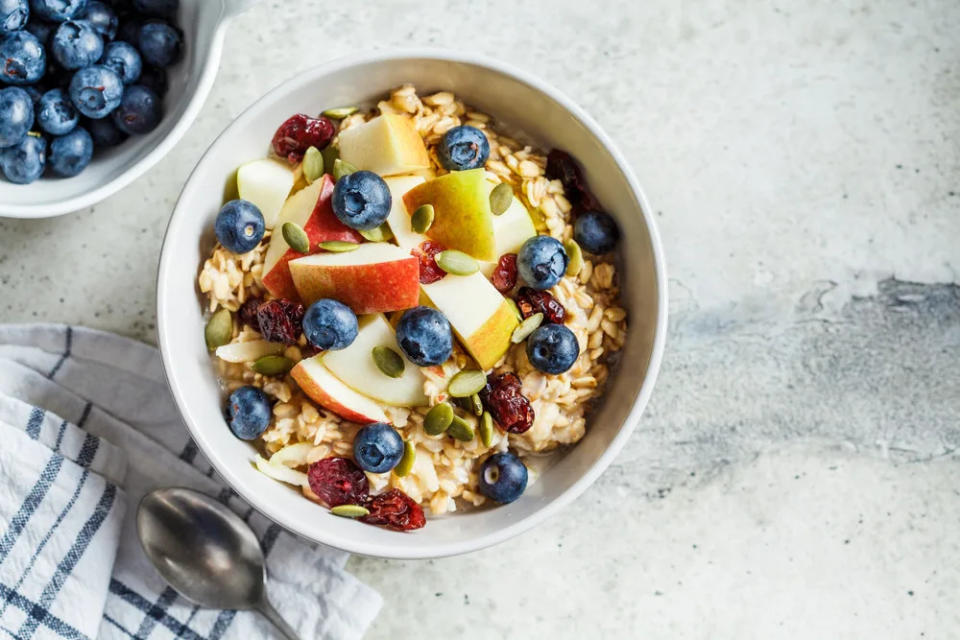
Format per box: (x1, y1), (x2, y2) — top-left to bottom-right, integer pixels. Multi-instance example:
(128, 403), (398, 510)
(0, 0), (258, 218)
(157, 50), (667, 559)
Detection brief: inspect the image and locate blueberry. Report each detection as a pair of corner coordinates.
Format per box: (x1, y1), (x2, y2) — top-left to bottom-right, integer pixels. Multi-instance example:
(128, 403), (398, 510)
(395, 306), (453, 366)
(215, 199), (265, 254)
(77, 0), (115, 39)
(0, 31), (47, 85)
(68, 64), (122, 118)
(25, 19), (56, 44)
(0, 0), (29, 34)
(131, 0), (176, 17)
(37, 88), (79, 135)
(100, 40), (141, 83)
(525, 323), (579, 374)
(111, 84), (159, 134)
(52, 20), (104, 69)
(48, 126), (92, 176)
(573, 210), (619, 254)
(331, 170), (392, 230)
(0, 87), (35, 148)
(302, 299), (358, 351)
(137, 63), (166, 96)
(352, 422), (404, 473)
(437, 125), (489, 171)
(477, 452), (528, 504)
(1, 134), (46, 183)
(137, 19), (180, 67)
(84, 115), (125, 146)
(226, 385), (271, 440)
(517, 235), (567, 290)
(29, 0), (86, 22)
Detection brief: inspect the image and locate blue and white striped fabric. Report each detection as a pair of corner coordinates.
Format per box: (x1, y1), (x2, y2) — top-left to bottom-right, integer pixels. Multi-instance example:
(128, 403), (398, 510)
(0, 325), (381, 640)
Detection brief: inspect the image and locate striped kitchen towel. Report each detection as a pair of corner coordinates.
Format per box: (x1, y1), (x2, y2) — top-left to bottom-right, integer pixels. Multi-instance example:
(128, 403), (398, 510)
(0, 325), (381, 640)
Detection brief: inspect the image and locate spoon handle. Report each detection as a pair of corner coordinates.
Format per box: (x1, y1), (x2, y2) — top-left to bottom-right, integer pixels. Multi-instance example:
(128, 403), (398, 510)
(256, 597), (302, 640)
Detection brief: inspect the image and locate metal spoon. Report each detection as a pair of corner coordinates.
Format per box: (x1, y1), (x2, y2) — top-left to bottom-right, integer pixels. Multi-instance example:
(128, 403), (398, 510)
(136, 487), (301, 640)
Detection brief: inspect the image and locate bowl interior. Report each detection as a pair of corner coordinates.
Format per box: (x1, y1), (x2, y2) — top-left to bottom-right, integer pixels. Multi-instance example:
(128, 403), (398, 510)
(0, 1), (223, 217)
(158, 52), (665, 558)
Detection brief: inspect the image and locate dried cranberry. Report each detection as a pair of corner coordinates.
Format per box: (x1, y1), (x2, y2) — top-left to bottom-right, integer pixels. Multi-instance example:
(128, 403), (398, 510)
(491, 253), (518, 293)
(479, 372), (535, 434)
(256, 298), (304, 344)
(307, 457), (370, 507)
(515, 287), (566, 324)
(271, 114), (336, 164)
(238, 297), (262, 329)
(411, 240), (446, 285)
(360, 489), (426, 531)
(545, 149), (601, 212)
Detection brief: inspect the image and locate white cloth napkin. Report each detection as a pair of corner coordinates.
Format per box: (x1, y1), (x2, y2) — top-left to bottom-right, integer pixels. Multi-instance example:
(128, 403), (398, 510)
(0, 324), (381, 640)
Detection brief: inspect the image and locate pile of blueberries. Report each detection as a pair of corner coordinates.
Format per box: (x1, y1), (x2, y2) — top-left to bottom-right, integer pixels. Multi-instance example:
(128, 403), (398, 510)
(0, 0), (183, 183)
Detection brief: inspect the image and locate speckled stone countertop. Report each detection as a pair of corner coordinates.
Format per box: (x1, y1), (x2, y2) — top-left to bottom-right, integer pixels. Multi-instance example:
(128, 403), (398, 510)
(1, 1), (958, 637)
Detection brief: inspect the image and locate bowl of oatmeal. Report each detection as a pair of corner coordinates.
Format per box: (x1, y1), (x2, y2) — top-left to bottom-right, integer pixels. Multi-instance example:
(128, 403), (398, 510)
(157, 50), (666, 558)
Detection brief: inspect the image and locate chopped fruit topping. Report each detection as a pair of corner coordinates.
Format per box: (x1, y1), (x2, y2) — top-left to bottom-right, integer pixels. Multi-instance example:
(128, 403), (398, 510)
(361, 488), (426, 531)
(411, 240), (446, 284)
(271, 113), (335, 163)
(256, 298), (305, 344)
(515, 286), (566, 324)
(480, 372), (535, 434)
(545, 149), (601, 213)
(491, 253), (518, 293)
(307, 457), (370, 507)
(238, 296), (262, 329)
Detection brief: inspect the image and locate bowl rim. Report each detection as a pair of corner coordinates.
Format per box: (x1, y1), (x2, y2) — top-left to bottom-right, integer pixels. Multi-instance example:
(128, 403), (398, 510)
(157, 48), (668, 559)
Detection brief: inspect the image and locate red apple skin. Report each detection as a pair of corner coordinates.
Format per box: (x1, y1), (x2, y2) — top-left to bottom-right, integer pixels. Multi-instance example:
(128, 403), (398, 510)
(289, 257), (421, 314)
(262, 174), (363, 300)
(290, 361), (384, 424)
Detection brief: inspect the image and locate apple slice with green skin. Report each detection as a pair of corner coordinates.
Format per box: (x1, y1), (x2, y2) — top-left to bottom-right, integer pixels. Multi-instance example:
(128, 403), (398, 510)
(384, 175), (426, 250)
(262, 174), (363, 301)
(322, 313), (428, 407)
(479, 180), (537, 276)
(288, 243), (420, 314)
(290, 355), (389, 424)
(236, 158), (295, 229)
(338, 114), (431, 177)
(403, 168), (497, 261)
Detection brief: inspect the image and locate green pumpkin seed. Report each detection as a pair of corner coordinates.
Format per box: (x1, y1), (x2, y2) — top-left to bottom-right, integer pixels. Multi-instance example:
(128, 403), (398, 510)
(470, 393), (483, 416)
(506, 298), (523, 321)
(447, 370), (486, 397)
(321, 144), (340, 174)
(511, 312), (543, 344)
(204, 308), (232, 350)
(322, 106), (359, 119)
(372, 346), (405, 378)
(564, 239), (583, 276)
(447, 414), (475, 441)
(252, 355), (294, 376)
(359, 223), (394, 242)
(393, 440), (415, 477)
(302, 146), (324, 184)
(333, 158), (357, 181)
(424, 402), (454, 435)
(436, 250), (479, 276)
(319, 240), (359, 252)
(281, 221), (310, 253)
(479, 411), (494, 447)
(489, 182), (513, 215)
(410, 204), (435, 233)
(330, 504), (370, 518)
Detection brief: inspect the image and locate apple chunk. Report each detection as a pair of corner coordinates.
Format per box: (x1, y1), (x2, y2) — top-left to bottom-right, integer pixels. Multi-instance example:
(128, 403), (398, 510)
(322, 314), (428, 407)
(288, 243), (420, 314)
(262, 174), (363, 300)
(291, 356), (388, 424)
(338, 114), (430, 177)
(236, 158), (295, 229)
(384, 175), (426, 251)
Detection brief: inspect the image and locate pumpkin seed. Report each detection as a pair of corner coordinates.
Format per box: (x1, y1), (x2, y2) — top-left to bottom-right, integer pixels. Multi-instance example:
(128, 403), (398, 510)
(204, 308), (232, 350)
(393, 440), (415, 477)
(302, 146), (324, 184)
(322, 106), (358, 119)
(372, 346), (404, 378)
(281, 221), (310, 253)
(321, 144), (339, 174)
(252, 355), (294, 376)
(479, 411), (494, 447)
(436, 250), (479, 276)
(564, 239), (583, 276)
(424, 402), (454, 435)
(330, 504), (370, 518)
(506, 298), (523, 321)
(410, 204), (435, 233)
(447, 369), (486, 397)
(470, 393), (483, 416)
(511, 312), (543, 344)
(359, 223), (394, 242)
(447, 414), (475, 441)
(489, 182), (513, 215)
(319, 240), (359, 252)
(333, 158), (357, 181)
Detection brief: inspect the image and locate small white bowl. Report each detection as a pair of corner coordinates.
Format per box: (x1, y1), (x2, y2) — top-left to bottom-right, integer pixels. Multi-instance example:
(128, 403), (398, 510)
(157, 50), (667, 559)
(0, 0), (258, 218)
